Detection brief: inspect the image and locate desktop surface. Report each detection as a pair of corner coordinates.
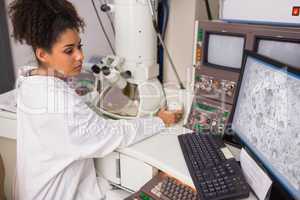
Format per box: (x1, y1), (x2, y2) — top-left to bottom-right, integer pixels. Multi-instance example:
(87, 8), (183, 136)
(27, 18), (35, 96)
(118, 126), (195, 188)
(117, 126), (257, 200)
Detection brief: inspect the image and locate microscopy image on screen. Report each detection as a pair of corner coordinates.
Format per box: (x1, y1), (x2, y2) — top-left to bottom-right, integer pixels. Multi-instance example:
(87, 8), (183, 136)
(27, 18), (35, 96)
(232, 56), (300, 191)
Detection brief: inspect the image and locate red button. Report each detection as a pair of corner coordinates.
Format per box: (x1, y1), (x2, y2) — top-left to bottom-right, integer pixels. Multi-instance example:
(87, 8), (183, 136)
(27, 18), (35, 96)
(292, 7), (300, 16)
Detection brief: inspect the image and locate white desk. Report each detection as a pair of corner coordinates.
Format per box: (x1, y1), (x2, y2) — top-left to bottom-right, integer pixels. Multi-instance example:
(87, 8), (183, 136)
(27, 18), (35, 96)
(0, 110), (257, 199)
(114, 126), (257, 200)
(117, 126), (194, 187)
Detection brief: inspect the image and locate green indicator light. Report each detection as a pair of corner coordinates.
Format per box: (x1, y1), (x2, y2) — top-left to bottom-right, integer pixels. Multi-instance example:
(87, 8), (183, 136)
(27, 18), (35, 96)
(139, 192), (153, 200)
(223, 111), (230, 118)
(194, 123), (203, 132)
(196, 103), (217, 112)
(198, 28), (203, 42)
(195, 76), (201, 82)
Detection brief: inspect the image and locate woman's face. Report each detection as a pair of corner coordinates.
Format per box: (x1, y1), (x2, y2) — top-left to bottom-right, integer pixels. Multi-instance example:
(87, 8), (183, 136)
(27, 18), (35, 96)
(39, 28), (84, 77)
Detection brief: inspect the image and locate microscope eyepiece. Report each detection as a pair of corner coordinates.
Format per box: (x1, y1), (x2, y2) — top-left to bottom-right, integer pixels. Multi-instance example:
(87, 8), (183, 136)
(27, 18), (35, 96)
(91, 65), (101, 74)
(102, 66), (111, 76)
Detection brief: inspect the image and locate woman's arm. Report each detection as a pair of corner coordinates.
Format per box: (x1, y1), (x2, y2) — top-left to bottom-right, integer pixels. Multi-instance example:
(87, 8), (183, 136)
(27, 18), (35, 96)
(65, 93), (165, 159)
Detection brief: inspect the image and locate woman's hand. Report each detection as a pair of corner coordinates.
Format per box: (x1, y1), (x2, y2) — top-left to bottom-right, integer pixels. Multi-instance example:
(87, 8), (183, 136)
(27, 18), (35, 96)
(157, 107), (184, 127)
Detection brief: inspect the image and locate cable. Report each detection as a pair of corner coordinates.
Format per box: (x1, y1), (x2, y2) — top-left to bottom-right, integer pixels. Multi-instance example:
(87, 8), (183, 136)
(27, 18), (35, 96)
(204, 0), (212, 20)
(91, 0), (115, 55)
(161, 0), (169, 40)
(98, 0), (115, 35)
(147, 0), (185, 89)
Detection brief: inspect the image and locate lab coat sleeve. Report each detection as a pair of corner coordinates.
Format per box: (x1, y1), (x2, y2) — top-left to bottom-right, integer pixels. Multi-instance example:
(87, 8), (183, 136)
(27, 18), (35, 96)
(66, 93), (165, 159)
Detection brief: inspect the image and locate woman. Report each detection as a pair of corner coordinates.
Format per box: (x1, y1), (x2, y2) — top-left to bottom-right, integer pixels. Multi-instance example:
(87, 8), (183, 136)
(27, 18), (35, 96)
(9, 0), (181, 199)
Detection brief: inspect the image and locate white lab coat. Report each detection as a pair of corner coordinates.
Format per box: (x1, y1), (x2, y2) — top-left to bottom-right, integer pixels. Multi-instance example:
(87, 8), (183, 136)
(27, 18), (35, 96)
(15, 75), (164, 200)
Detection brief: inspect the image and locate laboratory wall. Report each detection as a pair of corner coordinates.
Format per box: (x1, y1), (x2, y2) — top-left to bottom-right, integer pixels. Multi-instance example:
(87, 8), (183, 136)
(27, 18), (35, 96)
(163, 0), (219, 89)
(4, 0), (114, 71)
(0, 137), (16, 200)
(0, 0), (15, 94)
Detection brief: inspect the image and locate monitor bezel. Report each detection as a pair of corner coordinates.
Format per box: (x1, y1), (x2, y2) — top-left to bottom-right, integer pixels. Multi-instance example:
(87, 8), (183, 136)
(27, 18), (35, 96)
(202, 31), (246, 72)
(253, 35), (300, 53)
(254, 35), (300, 55)
(225, 50), (300, 200)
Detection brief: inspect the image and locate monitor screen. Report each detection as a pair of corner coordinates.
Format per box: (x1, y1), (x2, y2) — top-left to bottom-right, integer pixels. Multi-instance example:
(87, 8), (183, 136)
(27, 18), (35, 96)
(231, 51), (300, 199)
(206, 34), (245, 70)
(257, 39), (300, 69)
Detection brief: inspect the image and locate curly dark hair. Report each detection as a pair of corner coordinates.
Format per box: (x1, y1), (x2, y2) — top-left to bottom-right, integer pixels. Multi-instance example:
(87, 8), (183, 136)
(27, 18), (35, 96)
(9, 0), (85, 52)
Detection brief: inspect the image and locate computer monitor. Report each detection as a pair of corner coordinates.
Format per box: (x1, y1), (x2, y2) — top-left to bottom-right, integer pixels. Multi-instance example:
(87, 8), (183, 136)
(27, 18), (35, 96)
(256, 38), (300, 69)
(203, 32), (245, 71)
(230, 51), (300, 199)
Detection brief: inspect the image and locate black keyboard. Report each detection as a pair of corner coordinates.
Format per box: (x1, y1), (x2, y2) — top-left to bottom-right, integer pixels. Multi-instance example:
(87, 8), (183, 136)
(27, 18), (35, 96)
(178, 133), (249, 200)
